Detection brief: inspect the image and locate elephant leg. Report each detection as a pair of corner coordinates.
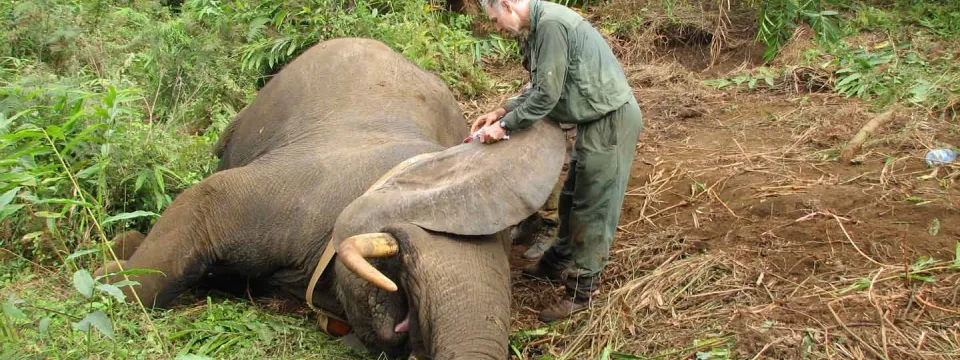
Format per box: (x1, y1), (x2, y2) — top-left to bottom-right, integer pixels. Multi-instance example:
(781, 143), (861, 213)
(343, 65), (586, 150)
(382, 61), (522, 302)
(93, 231), (144, 278)
(93, 259), (126, 278)
(109, 230), (145, 260)
(97, 185), (215, 308)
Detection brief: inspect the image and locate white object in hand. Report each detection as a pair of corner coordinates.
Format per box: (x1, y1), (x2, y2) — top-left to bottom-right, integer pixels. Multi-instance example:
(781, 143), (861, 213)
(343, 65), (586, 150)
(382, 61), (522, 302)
(473, 126), (509, 140)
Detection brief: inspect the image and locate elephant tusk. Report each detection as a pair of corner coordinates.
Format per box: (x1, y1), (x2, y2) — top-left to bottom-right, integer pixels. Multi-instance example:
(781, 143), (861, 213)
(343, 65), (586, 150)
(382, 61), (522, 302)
(337, 233), (400, 292)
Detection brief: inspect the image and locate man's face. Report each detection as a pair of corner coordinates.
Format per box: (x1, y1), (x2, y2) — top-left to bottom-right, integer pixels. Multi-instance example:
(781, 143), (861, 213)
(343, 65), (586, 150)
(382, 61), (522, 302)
(484, 1), (524, 38)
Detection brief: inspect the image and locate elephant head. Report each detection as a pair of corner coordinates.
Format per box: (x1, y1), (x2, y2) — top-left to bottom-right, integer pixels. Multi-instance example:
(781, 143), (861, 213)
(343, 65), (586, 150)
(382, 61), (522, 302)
(330, 119), (567, 358)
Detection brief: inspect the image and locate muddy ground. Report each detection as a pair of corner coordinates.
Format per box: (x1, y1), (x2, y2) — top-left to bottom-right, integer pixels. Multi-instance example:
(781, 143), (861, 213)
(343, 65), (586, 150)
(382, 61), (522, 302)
(459, 3), (960, 359)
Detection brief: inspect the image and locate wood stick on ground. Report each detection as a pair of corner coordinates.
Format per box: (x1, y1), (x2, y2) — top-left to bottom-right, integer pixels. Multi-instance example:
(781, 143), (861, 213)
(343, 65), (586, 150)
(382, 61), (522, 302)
(839, 106), (899, 163)
(710, 188), (744, 221)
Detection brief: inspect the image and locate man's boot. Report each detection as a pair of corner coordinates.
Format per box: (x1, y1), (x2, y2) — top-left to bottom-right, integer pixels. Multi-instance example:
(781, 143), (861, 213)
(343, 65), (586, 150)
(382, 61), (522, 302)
(538, 274), (596, 322)
(521, 224), (557, 260)
(538, 297), (588, 323)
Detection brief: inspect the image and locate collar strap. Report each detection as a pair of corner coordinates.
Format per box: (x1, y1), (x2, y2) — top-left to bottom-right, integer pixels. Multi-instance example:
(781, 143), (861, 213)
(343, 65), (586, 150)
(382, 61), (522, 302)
(304, 151), (440, 336)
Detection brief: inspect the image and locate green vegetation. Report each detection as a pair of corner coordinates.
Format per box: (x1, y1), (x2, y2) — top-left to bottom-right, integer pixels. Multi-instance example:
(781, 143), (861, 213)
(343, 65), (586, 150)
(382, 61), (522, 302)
(1, 259), (364, 358)
(0, 0), (516, 261)
(707, 0), (960, 115)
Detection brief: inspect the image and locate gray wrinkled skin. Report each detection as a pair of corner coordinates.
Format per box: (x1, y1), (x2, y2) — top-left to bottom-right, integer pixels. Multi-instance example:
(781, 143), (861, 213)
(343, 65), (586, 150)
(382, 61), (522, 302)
(94, 38), (566, 359)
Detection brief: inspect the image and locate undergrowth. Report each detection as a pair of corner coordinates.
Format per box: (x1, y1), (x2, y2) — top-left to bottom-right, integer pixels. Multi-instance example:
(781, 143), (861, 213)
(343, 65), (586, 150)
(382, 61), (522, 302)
(705, 1), (960, 116)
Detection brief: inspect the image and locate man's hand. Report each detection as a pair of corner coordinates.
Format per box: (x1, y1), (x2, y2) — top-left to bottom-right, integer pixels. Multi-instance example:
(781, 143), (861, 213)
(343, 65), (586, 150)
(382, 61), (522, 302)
(471, 108), (507, 133)
(478, 121), (507, 144)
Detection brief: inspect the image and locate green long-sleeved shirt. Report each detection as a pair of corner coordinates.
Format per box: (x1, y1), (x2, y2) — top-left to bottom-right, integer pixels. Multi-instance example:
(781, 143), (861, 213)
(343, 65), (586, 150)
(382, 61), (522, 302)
(500, 0), (633, 131)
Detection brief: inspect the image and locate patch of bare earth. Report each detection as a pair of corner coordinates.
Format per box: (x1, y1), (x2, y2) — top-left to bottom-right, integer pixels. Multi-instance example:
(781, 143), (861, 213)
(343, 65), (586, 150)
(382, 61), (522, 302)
(496, 4), (960, 359)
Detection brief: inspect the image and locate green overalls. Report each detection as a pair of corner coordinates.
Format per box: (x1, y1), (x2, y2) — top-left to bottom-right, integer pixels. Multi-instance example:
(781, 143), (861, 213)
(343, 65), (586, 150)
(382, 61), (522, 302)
(500, 0), (644, 300)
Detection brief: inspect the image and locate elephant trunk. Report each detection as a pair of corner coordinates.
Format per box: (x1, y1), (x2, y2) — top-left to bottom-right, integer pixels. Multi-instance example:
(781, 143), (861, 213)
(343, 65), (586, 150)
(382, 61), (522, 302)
(391, 224), (511, 359)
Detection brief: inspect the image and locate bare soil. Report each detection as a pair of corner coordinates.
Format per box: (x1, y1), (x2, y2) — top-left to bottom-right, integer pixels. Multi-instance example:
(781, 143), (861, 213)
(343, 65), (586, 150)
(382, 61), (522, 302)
(474, 6), (960, 359)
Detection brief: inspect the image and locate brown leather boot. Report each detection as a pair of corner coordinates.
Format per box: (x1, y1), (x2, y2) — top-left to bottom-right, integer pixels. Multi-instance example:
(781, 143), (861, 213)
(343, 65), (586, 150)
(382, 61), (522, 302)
(538, 298), (588, 323)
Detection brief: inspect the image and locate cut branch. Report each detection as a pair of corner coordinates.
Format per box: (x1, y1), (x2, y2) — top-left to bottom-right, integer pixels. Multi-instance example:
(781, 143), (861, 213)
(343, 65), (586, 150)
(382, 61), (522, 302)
(839, 106), (900, 164)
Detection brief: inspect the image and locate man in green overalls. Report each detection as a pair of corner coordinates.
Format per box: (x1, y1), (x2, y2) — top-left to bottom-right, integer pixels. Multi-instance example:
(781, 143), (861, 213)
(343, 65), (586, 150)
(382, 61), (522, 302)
(472, 0), (644, 322)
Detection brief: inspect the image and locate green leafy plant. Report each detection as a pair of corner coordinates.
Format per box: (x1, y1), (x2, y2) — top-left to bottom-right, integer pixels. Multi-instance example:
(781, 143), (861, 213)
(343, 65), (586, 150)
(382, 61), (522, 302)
(703, 67), (778, 91)
(755, 0), (841, 61)
(833, 46), (896, 99)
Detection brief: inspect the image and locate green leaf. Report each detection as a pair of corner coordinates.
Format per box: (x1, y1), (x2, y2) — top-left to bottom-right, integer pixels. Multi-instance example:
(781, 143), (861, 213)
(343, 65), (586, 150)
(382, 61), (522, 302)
(513, 327), (555, 337)
(39, 317), (51, 335)
(33, 198), (94, 208)
(101, 210), (159, 225)
(703, 79), (731, 89)
(600, 345), (612, 360)
(0, 204), (25, 222)
(764, 76), (775, 87)
(66, 248), (100, 262)
(73, 269), (95, 298)
(909, 80), (934, 103)
(510, 344), (522, 358)
(836, 73), (861, 87)
(76, 163), (103, 179)
(153, 166), (166, 194)
(905, 196), (926, 204)
(135, 169), (149, 191)
(911, 256), (936, 271)
(45, 125), (64, 140)
(1, 129), (44, 141)
(840, 277), (871, 294)
(110, 268), (163, 278)
(175, 355), (215, 360)
(928, 218), (940, 236)
(3, 298), (26, 321)
(96, 284), (126, 302)
(34, 211), (63, 218)
(247, 17), (270, 40)
(953, 242), (960, 268)
(0, 187), (21, 207)
(73, 311), (113, 338)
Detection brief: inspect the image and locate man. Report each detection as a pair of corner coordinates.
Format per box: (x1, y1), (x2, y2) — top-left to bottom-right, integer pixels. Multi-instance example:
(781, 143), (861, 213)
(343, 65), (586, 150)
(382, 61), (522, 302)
(471, 0), (644, 322)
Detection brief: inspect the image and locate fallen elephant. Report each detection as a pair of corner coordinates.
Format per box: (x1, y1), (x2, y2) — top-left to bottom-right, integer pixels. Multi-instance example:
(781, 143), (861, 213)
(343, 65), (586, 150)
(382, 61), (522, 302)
(93, 37), (567, 359)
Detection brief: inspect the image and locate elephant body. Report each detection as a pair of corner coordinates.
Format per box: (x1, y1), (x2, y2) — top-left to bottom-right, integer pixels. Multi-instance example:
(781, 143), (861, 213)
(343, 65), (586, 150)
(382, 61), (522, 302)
(97, 38), (567, 359)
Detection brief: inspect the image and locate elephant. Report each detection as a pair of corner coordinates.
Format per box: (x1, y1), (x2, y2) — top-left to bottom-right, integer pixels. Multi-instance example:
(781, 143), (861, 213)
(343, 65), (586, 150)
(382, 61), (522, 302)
(93, 37), (567, 359)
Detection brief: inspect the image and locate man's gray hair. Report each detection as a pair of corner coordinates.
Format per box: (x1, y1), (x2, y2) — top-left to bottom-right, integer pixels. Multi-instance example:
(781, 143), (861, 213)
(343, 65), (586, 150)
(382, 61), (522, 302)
(480, 0), (514, 11)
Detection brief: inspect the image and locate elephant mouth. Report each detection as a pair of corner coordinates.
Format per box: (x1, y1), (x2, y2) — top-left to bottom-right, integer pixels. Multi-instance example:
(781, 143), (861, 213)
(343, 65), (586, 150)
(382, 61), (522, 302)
(394, 311), (411, 333)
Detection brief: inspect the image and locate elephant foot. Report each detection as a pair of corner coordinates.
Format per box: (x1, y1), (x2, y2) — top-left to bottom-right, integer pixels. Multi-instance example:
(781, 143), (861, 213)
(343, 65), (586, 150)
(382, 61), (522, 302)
(93, 259), (127, 278)
(110, 230), (146, 260)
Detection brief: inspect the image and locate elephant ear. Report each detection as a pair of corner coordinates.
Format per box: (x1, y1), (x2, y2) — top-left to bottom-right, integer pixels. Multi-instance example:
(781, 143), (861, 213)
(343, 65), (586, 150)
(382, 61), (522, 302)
(342, 119), (567, 237)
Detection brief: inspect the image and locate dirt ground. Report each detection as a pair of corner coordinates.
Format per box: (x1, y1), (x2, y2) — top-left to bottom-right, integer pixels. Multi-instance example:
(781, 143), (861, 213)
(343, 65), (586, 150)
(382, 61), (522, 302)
(462, 4), (960, 359)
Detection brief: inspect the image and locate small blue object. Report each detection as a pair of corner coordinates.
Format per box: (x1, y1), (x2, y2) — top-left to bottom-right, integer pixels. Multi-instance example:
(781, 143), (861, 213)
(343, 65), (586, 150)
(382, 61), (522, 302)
(925, 149), (957, 166)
